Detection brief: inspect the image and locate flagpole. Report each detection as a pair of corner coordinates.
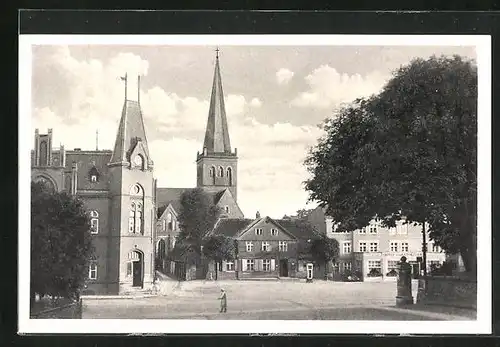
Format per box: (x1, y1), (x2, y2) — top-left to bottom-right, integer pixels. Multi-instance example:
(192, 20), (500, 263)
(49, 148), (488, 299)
(138, 75), (141, 104)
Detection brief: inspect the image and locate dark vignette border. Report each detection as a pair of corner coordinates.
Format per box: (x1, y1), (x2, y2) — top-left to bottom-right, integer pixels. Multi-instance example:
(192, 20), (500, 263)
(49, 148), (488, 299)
(7, 9), (499, 347)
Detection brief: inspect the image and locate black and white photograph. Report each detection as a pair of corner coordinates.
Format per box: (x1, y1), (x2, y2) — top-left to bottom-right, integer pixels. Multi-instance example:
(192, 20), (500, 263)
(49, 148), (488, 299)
(18, 34), (491, 334)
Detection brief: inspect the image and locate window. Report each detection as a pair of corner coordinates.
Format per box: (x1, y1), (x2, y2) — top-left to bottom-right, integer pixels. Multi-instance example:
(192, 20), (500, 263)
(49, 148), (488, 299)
(369, 226), (377, 234)
(368, 260), (382, 271)
(129, 202), (143, 234)
(389, 227), (396, 235)
(271, 228), (278, 236)
(342, 262), (352, 271)
(218, 262), (223, 271)
(226, 261), (235, 271)
(218, 166), (224, 177)
(390, 241), (398, 252)
(246, 259), (255, 271)
(279, 241), (288, 252)
(401, 242), (409, 252)
(359, 242), (367, 252)
(387, 260), (399, 271)
(126, 262), (132, 277)
(255, 228), (263, 235)
(209, 166), (215, 177)
(246, 241), (253, 252)
(227, 167), (233, 185)
(359, 227), (367, 234)
(90, 175), (97, 182)
(39, 140), (48, 166)
(369, 242), (379, 252)
(397, 224), (408, 234)
(162, 219), (166, 232)
(342, 241), (352, 254)
(89, 263), (98, 280)
(224, 206), (230, 214)
(172, 219), (176, 230)
(90, 210), (99, 234)
(263, 259), (271, 272)
(261, 242), (270, 252)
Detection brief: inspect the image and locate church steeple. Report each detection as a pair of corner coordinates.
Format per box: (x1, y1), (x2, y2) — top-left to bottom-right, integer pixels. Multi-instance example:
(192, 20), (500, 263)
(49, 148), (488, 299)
(109, 74), (153, 168)
(202, 49), (232, 154)
(196, 49), (238, 201)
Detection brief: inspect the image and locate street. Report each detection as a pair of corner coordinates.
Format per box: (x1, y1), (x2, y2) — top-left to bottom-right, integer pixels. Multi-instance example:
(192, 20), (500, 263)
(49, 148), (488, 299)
(81, 279), (474, 320)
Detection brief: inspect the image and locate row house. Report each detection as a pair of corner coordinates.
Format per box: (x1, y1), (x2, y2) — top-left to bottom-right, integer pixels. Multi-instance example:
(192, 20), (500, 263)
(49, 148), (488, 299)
(307, 207), (447, 281)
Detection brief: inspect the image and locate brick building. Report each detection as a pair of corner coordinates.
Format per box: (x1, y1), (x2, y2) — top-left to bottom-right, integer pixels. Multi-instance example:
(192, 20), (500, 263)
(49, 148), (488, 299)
(31, 76), (156, 295)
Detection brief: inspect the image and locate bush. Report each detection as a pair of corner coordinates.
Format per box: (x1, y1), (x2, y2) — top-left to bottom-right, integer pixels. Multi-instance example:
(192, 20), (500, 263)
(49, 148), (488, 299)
(367, 268), (382, 277)
(386, 269), (398, 277)
(430, 261), (453, 276)
(341, 270), (362, 282)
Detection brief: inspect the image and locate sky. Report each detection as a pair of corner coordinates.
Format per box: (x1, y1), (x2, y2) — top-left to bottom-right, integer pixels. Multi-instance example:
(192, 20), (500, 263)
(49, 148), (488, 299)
(30, 44), (476, 219)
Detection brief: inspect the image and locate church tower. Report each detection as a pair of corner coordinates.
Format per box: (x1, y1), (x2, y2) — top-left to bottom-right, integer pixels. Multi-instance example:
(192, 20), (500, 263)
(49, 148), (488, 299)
(107, 74), (155, 294)
(196, 49), (238, 201)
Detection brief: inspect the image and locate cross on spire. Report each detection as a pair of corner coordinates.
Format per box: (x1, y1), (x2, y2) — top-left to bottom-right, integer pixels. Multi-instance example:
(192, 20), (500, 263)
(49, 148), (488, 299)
(215, 46), (220, 59)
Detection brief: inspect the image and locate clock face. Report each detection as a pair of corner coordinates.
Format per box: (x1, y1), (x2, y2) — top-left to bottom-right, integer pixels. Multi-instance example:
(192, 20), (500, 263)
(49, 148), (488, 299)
(134, 155), (143, 166)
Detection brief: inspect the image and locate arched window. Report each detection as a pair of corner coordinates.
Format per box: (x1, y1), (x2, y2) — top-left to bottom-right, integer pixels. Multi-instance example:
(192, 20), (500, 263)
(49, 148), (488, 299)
(209, 166), (215, 177)
(129, 184), (145, 235)
(218, 166), (224, 177)
(166, 213), (172, 230)
(39, 140), (48, 166)
(90, 210), (99, 234)
(133, 154), (144, 170)
(226, 167), (233, 185)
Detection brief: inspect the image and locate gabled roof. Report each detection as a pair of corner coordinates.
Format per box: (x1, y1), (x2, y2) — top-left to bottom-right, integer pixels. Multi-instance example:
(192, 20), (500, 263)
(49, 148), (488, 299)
(210, 216), (320, 241)
(110, 99), (151, 164)
(202, 54), (232, 154)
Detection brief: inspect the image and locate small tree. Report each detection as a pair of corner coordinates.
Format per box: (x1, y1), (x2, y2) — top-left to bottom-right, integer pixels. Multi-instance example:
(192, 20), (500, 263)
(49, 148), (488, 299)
(309, 234), (340, 278)
(177, 188), (221, 252)
(31, 181), (94, 304)
(203, 235), (236, 280)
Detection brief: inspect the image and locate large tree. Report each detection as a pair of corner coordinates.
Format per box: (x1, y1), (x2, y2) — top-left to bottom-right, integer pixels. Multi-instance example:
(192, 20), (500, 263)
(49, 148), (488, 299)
(31, 181), (94, 303)
(309, 233), (340, 278)
(176, 188), (221, 252)
(305, 55), (477, 274)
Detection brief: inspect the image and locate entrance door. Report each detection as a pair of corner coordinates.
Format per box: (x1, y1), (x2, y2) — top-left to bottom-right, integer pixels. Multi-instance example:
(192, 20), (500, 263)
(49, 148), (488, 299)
(132, 252), (143, 287)
(280, 259), (289, 277)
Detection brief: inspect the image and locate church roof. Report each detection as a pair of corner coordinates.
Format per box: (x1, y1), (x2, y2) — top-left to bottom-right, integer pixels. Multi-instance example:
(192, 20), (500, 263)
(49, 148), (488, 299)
(156, 187), (227, 217)
(110, 99), (151, 164)
(202, 53), (232, 154)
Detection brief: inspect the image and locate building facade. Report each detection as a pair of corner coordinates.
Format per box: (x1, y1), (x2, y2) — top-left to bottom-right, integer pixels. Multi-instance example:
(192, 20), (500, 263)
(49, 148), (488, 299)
(206, 214), (324, 280)
(31, 76), (156, 295)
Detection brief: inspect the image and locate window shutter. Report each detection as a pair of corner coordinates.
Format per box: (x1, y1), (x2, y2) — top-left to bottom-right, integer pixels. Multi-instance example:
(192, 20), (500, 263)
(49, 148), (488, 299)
(271, 259), (276, 271)
(258, 259), (263, 271)
(242, 259), (247, 271)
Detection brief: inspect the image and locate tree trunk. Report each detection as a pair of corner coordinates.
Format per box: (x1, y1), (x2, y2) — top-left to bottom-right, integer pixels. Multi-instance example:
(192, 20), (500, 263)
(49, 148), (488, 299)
(215, 261), (218, 281)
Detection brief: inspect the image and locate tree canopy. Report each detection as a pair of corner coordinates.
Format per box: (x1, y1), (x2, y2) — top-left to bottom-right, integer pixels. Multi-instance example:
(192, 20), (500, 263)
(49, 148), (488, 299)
(304, 55), (477, 273)
(176, 188), (221, 252)
(309, 233), (340, 263)
(31, 181), (94, 301)
(203, 234), (236, 263)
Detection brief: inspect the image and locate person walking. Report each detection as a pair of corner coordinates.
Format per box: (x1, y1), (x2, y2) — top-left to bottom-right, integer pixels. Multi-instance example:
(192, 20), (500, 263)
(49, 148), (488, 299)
(218, 288), (227, 313)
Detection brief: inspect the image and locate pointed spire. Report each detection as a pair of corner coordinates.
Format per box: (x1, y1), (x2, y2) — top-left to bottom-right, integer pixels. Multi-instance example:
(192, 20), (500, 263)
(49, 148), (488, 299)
(110, 75), (151, 165)
(202, 48), (232, 154)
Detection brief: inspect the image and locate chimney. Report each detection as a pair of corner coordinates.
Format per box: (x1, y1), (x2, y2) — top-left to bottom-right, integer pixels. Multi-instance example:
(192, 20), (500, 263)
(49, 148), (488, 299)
(256, 211), (261, 219)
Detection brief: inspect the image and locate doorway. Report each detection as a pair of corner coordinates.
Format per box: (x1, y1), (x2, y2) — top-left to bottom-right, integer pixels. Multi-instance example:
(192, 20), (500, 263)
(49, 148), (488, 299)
(279, 259), (289, 277)
(132, 251), (144, 287)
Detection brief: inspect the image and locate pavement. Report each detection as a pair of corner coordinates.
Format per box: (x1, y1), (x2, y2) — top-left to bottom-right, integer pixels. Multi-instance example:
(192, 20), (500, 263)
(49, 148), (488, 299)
(81, 278), (476, 321)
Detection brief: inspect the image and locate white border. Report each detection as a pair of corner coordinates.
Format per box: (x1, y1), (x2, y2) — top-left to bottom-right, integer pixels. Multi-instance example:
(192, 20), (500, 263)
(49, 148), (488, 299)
(18, 34), (492, 335)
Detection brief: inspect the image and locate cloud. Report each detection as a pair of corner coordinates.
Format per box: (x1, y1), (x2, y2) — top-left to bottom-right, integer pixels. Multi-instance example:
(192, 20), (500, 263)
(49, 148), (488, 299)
(276, 68), (294, 85)
(291, 64), (388, 109)
(31, 46), (325, 218)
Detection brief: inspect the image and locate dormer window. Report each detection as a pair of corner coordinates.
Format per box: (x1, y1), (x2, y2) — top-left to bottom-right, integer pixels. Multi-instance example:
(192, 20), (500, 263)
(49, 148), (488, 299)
(88, 166), (100, 183)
